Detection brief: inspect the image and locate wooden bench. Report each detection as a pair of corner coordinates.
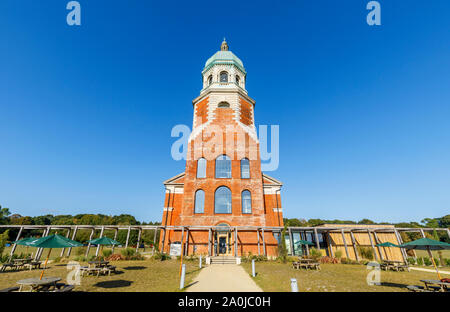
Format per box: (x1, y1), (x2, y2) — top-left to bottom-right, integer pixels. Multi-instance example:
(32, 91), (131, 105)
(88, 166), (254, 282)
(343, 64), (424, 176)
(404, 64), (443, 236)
(292, 259), (321, 271)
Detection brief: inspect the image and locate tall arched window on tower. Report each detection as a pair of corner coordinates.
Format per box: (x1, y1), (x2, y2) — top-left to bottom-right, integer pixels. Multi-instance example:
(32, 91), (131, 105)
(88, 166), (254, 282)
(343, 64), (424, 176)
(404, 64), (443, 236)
(215, 186), (232, 214)
(240, 158), (250, 179)
(215, 155), (231, 178)
(194, 190), (205, 214)
(235, 75), (240, 85)
(242, 190), (252, 214)
(208, 75), (212, 86)
(197, 158), (206, 178)
(220, 71), (228, 83)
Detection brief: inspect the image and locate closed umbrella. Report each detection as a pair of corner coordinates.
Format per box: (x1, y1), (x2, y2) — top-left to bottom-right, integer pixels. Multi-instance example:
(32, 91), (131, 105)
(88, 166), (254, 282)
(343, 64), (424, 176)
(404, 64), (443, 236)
(398, 237), (450, 280)
(26, 234), (83, 280)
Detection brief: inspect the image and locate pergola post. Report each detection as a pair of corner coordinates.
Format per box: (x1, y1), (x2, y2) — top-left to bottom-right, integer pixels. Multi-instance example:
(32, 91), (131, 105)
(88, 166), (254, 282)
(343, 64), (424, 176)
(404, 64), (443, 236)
(394, 229), (408, 263)
(9, 226), (24, 259)
(257, 228), (260, 255)
(367, 230), (379, 261)
(288, 228), (294, 256)
(208, 228), (211, 257)
(85, 228), (95, 257)
(95, 226), (105, 257)
(152, 228), (156, 255)
(184, 228), (189, 256)
(327, 232), (334, 258)
(136, 227), (142, 254)
(67, 226), (78, 257)
(234, 227), (239, 257)
(161, 227), (166, 253)
(349, 231), (360, 262)
(36, 227), (51, 261)
(304, 231), (310, 255)
(125, 226), (131, 249)
(341, 229), (350, 259)
(373, 231), (384, 261)
(60, 228), (71, 257)
(234, 227), (238, 257)
(180, 227), (185, 257)
(313, 228), (320, 250)
(112, 228), (118, 254)
(261, 228), (266, 256)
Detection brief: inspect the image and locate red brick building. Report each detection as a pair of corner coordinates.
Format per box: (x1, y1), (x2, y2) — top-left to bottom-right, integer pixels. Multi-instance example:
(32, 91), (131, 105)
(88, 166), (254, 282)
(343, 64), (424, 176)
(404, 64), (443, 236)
(160, 40), (283, 258)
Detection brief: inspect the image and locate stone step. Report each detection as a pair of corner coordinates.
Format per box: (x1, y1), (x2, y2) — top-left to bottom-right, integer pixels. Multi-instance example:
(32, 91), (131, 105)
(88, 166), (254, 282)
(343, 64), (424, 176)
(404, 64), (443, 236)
(210, 256), (237, 264)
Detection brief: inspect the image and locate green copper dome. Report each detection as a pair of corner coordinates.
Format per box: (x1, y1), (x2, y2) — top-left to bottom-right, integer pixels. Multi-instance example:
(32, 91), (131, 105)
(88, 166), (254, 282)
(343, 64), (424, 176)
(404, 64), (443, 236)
(203, 39), (246, 74)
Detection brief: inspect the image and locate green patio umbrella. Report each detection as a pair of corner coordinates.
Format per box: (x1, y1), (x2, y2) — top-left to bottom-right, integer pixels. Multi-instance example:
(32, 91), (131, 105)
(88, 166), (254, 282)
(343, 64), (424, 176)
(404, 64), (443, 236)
(294, 240), (315, 245)
(27, 234), (83, 280)
(13, 237), (39, 245)
(87, 237), (120, 246)
(12, 237), (39, 260)
(398, 237), (450, 280)
(376, 242), (400, 247)
(87, 237), (121, 259)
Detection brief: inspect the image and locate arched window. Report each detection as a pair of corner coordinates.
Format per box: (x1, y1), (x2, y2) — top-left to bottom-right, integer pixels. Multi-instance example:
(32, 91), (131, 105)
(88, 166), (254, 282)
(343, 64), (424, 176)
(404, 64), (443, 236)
(215, 155), (231, 178)
(218, 101), (230, 108)
(197, 158), (206, 178)
(240, 158), (250, 179)
(220, 71), (228, 83)
(194, 190), (205, 214)
(208, 75), (212, 86)
(235, 75), (240, 85)
(215, 186), (231, 214)
(242, 190), (252, 214)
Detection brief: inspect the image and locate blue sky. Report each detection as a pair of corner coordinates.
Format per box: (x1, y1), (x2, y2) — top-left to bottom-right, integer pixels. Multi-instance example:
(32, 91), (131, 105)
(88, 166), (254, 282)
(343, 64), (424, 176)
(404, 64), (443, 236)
(0, 1), (449, 223)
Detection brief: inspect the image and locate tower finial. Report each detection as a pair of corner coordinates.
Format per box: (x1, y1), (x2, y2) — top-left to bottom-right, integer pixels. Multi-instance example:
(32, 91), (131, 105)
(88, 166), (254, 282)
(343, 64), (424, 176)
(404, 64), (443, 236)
(221, 38), (229, 51)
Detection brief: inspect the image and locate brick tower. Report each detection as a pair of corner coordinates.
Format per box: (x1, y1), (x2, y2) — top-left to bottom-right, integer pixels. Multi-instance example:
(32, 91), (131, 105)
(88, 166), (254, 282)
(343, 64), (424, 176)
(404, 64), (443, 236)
(160, 40), (283, 258)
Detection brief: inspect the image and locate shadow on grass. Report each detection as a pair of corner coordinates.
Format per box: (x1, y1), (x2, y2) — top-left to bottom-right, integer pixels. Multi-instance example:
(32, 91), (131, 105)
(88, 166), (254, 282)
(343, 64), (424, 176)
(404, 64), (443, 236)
(123, 266), (146, 270)
(93, 280), (133, 289)
(186, 268), (202, 275)
(379, 282), (408, 289)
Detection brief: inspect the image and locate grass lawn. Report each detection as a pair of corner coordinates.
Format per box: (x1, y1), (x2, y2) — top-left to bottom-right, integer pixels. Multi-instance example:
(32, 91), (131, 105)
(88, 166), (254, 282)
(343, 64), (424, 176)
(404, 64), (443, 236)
(0, 259), (201, 292)
(242, 262), (449, 292)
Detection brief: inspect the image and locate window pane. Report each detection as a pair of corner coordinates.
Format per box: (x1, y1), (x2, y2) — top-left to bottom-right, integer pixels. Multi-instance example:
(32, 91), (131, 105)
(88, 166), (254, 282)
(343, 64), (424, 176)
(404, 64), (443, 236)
(220, 71), (228, 83)
(215, 155), (231, 178)
(197, 158), (206, 178)
(215, 186), (231, 214)
(242, 190), (251, 214)
(241, 158), (250, 178)
(195, 190), (205, 213)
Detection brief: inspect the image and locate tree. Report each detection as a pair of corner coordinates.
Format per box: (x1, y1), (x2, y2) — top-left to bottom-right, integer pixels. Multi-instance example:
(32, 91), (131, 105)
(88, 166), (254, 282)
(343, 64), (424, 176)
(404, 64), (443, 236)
(0, 205), (11, 225)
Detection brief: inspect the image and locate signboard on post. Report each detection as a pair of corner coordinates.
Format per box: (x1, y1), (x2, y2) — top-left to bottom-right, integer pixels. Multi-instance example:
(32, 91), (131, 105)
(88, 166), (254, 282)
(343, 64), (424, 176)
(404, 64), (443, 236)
(170, 242), (182, 256)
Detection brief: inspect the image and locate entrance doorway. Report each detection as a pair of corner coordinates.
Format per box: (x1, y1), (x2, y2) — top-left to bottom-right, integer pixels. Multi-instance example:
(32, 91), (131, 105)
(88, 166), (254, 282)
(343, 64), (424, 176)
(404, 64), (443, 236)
(215, 223), (231, 256)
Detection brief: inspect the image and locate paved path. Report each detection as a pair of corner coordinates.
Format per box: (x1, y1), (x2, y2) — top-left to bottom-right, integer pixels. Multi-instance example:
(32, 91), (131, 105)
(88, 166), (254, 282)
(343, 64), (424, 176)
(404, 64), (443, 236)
(410, 267), (450, 275)
(186, 264), (263, 292)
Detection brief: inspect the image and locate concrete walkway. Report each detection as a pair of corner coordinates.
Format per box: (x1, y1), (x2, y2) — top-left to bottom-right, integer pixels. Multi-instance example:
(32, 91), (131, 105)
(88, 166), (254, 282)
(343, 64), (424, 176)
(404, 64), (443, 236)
(186, 264), (263, 292)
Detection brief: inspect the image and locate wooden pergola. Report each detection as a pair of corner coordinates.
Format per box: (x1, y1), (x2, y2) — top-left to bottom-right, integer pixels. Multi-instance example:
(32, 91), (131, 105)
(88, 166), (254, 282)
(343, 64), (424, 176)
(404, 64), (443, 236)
(1, 225), (449, 262)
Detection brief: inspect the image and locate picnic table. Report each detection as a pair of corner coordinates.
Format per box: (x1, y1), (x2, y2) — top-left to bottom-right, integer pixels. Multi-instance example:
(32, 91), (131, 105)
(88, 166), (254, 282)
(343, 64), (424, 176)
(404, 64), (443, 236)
(17, 277), (61, 292)
(82, 261), (116, 276)
(293, 258), (321, 270)
(380, 260), (409, 272)
(421, 279), (450, 292)
(88, 260), (109, 268)
(0, 259), (39, 272)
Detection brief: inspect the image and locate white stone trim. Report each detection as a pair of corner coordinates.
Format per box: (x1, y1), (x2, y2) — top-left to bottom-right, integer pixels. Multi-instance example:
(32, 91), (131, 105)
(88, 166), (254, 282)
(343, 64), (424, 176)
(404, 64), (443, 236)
(163, 207), (174, 212)
(165, 186), (184, 194)
(263, 185), (281, 195)
(272, 208), (283, 213)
